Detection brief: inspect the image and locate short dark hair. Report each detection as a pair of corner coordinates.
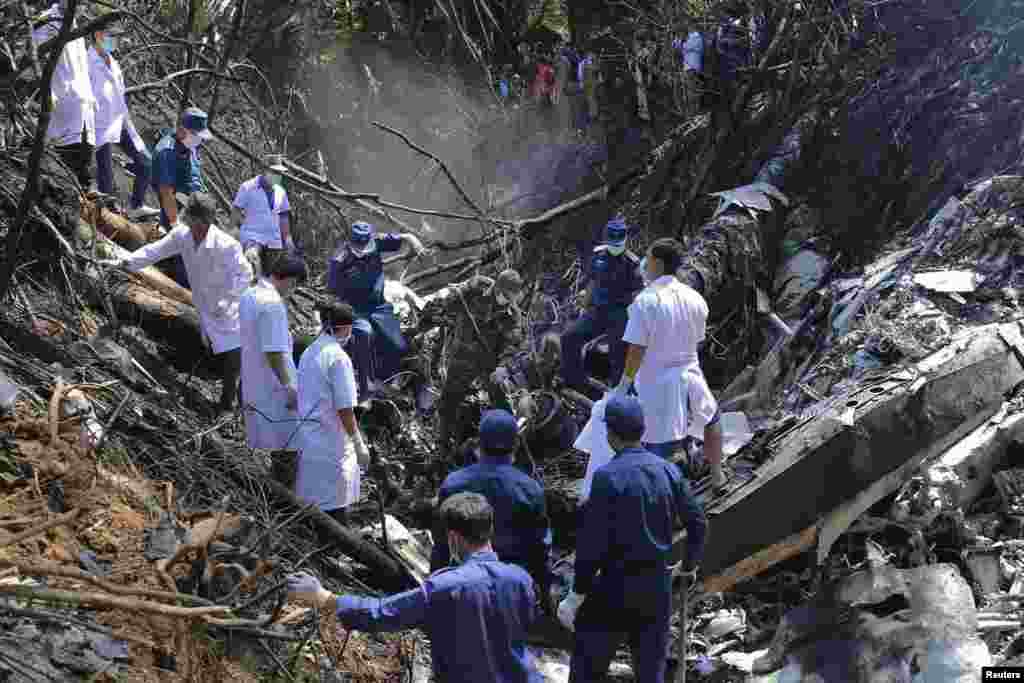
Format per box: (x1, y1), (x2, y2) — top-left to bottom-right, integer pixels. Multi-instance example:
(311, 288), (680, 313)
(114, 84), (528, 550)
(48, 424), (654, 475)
(439, 492), (493, 545)
(319, 300), (355, 328)
(649, 237), (685, 276)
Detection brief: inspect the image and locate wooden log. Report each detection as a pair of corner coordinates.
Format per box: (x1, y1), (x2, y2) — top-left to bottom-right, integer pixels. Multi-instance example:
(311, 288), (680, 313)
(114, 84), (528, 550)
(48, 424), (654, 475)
(81, 200), (160, 251)
(263, 478), (414, 590)
(698, 523), (817, 595)
(98, 235), (194, 307)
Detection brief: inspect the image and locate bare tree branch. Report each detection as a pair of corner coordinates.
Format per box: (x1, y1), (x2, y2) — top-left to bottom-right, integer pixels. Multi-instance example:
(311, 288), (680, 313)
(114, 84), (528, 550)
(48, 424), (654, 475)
(124, 67), (246, 95)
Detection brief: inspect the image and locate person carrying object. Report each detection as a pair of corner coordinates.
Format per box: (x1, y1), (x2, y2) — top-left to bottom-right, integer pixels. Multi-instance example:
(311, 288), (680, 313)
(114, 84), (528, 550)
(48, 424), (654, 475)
(286, 492), (543, 683)
(430, 409), (553, 614)
(558, 395), (707, 683)
(110, 193), (251, 416)
(326, 221), (425, 400)
(560, 215), (644, 399)
(617, 237), (725, 491)
(295, 301), (370, 527)
(239, 254), (306, 444)
(233, 154), (293, 279)
(88, 22), (159, 220)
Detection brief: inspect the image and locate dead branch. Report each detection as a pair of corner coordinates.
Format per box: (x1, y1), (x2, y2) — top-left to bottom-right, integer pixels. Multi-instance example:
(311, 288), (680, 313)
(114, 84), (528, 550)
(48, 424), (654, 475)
(124, 67), (246, 96)
(0, 508), (81, 548)
(0, 584), (232, 618)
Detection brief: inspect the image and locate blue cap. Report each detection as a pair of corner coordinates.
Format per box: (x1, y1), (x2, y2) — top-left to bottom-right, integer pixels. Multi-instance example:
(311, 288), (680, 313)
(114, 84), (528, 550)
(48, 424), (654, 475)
(604, 396), (645, 440)
(350, 221), (374, 244)
(606, 215), (627, 245)
(181, 107), (212, 141)
(479, 409), (519, 453)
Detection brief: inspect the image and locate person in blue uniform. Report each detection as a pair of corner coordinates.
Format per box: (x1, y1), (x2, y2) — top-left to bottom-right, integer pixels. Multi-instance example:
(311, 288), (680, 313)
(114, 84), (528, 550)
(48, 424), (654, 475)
(152, 107), (210, 229)
(326, 221), (425, 399)
(286, 491), (542, 683)
(560, 215), (644, 397)
(558, 395), (708, 683)
(430, 409), (553, 613)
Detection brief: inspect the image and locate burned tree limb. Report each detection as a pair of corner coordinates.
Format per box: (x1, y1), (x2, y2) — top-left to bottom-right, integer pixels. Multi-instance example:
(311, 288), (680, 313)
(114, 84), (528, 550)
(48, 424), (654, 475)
(124, 68), (246, 96)
(0, 584), (231, 618)
(0, 508), (81, 548)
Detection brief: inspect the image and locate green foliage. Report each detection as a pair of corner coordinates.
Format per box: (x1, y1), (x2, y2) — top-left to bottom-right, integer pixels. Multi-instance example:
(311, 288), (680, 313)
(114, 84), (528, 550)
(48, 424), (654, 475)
(331, 0), (366, 47)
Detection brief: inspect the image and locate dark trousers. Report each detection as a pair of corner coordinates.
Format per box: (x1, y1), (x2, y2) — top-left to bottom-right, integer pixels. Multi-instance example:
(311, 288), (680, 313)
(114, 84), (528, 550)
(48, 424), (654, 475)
(95, 128), (152, 209)
(570, 569), (672, 683)
(560, 308), (629, 389)
(350, 304), (407, 397)
(437, 355), (510, 448)
(54, 140), (95, 189)
(219, 348), (241, 411)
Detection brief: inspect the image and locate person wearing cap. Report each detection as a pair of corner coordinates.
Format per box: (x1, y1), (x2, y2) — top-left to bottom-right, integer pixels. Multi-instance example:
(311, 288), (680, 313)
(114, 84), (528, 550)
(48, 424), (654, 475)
(152, 107), (212, 230)
(88, 24), (159, 220)
(326, 221), (425, 399)
(617, 237), (725, 492)
(285, 492), (542, 683)
(417, 270), (527, 450)
(560, 215), (644, 398)
(239, 254), (306, 449)
(295, 301), (371, 526)
(32, 2), (97, 189)
(558, 395), (707, 683)
(114, 193), (252, 414)
(430, 409), (553, 613)
(232, 155), (293, 279)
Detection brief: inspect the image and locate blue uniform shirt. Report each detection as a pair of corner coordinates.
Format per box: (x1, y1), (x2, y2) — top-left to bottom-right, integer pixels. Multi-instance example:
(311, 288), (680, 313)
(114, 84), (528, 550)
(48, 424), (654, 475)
(589, 245), (644, 310)
(326, 234), (404, 313)
(152, 131), (204, 194)
(575, 446), (707, 595)
(336, 550), (542, 683)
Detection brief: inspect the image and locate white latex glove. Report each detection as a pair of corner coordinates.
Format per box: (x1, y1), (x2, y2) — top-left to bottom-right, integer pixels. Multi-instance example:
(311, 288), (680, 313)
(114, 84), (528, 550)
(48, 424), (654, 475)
(284, 383), (298, 411)
(558, 591), (585, 632)
(101, 257), (126, 269)
(490, 366), (509, 384)
(353, 430), (370, 468)
(613, 376), (633, 398)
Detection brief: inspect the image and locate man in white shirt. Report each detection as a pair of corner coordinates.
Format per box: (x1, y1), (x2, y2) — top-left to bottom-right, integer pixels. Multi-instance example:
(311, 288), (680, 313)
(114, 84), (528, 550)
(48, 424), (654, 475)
(32, 2), (96, 189)
(295, 301), (370, 527)
(115, 193), (252, 415)
(239, 255), (306, 450)
(88, 24), (159, 219)
(618, 237), (725, 491)
(232, 155), (293, 279)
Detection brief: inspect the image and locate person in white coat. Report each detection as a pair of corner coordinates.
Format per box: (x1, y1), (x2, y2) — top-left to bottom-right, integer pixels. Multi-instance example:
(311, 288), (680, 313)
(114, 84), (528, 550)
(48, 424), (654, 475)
(88, 25), (159, 219)
(295, 301), (370, 526)
(232, 154), (293, 280)
(32, 1), (96, 189)
(115, 193), (252, 414)
(617, 237), (725, 492)
(239, 255), (307, 450)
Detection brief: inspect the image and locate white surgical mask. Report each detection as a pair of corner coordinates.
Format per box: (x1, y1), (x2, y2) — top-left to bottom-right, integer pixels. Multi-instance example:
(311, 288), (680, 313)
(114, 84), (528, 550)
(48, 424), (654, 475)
(336, 330), (352, 346)
(607, 243), (626, 256)
(182, 132), (201, 150)
(266, 172), (282, 186)
(351, 239), (377, 257)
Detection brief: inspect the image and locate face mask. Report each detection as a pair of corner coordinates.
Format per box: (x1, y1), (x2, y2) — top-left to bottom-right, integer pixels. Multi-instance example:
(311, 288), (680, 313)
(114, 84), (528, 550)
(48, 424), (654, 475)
(448, 537), (462, 566)
(334, 327), (352, 346)
(100, 36), (116, 53)
(266, 173), (282, 186)
(182, 132), (201, 150)
(351, 240), (376, 257)
(639, 257), (651, 285)
(607, 243), (626, 256)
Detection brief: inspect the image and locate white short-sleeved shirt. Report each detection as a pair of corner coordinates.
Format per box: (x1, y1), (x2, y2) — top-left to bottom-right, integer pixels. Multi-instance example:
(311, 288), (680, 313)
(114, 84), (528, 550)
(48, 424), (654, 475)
(233, 177), (290, 249)
(624, 275), (717, 443)
(240, 278), (298, 449)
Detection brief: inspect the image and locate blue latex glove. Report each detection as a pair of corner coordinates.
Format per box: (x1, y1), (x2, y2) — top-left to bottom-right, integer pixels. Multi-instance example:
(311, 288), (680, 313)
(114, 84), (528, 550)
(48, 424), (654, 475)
(286, 571), (327, 605)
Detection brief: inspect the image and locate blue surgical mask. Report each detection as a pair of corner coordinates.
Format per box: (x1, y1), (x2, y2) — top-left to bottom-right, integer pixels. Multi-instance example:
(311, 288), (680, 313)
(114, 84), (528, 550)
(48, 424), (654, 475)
(100, 36), (116, 53)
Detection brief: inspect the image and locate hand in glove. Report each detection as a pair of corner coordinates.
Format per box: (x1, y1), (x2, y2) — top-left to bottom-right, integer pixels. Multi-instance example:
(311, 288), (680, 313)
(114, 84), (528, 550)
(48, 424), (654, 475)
(284, 384), (298, 411)
(353, 431), (370, 468)
(490, 366), (509, 384)
(286, 571), (332, 607)
(557, 591), (585, 632)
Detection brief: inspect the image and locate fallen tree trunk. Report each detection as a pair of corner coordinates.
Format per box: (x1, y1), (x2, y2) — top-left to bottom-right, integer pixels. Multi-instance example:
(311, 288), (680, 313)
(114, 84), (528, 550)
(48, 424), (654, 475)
(263, 478), (414, 590)
(81, 200), (160, 252)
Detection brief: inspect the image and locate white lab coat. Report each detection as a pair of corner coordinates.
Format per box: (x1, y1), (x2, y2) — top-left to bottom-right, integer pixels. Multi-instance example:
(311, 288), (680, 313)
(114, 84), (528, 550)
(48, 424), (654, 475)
(239, 278), (298, 449)
(295, 333), (360, 510)
(32, 5), (96, 146)
(233, 177), (291, 249)
(87, 47), (143, 150)
(623, 275), (718, 444)
(683, 31), (704, 72)
(124, 224), (252, 354)
(574, 393), (615, 503)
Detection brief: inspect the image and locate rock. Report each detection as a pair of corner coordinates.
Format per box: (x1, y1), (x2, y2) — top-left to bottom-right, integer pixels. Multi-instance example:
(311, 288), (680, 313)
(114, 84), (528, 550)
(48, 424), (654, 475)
(965, 548), (1004, 596)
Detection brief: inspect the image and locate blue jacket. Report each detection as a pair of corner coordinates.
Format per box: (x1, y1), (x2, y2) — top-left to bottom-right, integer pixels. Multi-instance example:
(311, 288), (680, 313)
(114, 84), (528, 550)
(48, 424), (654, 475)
(589, 245), (644, 310)
(326, 234), (404, 313)
(152, 131), (204, 194)
(336, 550), (542, 683)
(575, 446), (707, 595)
(431, 455), (551, 586)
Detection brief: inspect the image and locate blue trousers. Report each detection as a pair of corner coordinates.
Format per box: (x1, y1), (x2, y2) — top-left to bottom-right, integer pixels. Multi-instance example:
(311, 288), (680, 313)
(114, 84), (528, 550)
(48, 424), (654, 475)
(95, 128), (152, 209)
(351, 304), (407, 396)
(570, 568), (672, 683)
(560, 308), (629, 388)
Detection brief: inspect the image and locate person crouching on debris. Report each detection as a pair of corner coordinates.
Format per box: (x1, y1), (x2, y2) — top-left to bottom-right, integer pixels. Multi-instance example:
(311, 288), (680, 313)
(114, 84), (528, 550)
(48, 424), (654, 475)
(286, 492), (543, 683)
(239, 254), (306, 445)
(295, 301), (371, 527)
(617, 237), (726, 492)
(232, 154), (293, 280)
(112, 193), (251, 416)
(430, 409), (553, 614)
(559, 395), (707, 683)
(326, 221), (425, 401)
